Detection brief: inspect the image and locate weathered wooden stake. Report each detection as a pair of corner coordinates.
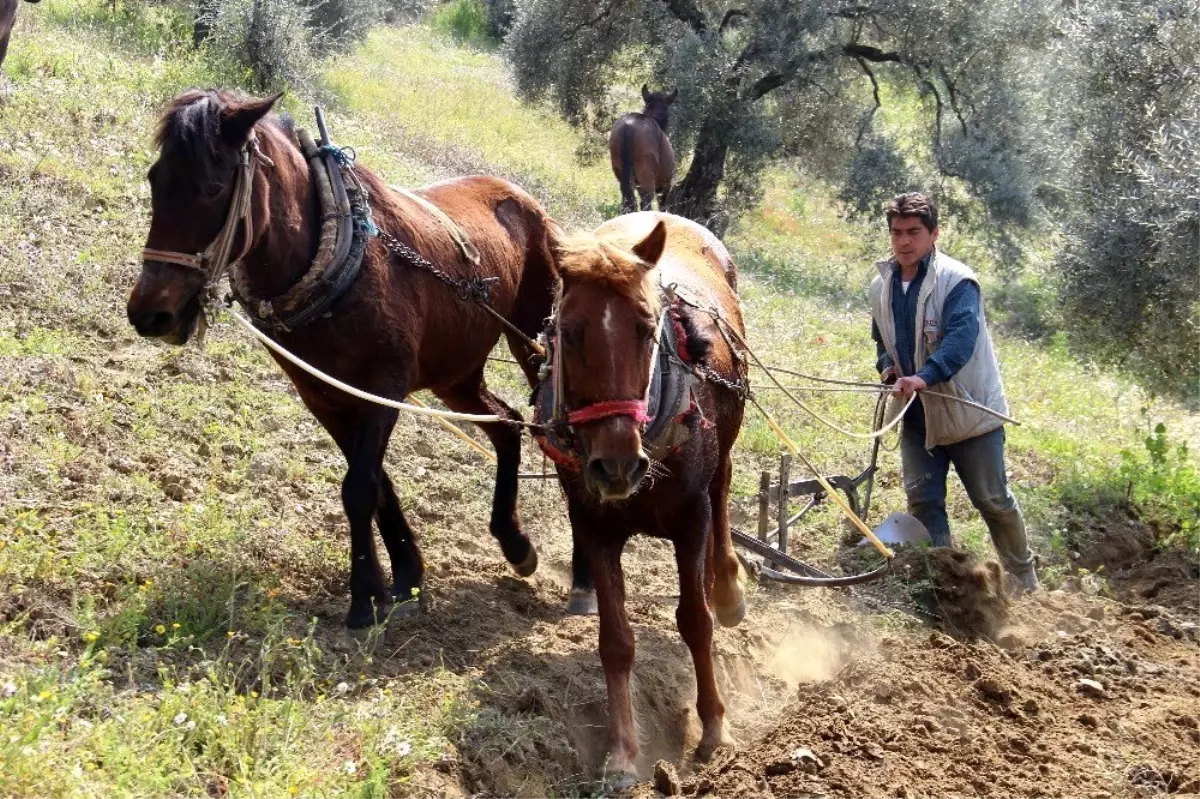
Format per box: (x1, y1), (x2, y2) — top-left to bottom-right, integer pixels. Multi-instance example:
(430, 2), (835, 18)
(777, 453), (791, 553)
(757, 470), (771, 542)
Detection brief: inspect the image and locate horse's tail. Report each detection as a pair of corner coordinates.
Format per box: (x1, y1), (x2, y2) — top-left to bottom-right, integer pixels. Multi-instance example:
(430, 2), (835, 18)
(618, 121), (636, 213)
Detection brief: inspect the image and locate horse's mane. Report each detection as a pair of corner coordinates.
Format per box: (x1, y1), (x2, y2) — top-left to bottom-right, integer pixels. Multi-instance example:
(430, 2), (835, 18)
(155, 89), (432, 255)
(554, 231), (660, 314)
(155, 89), (296, 179)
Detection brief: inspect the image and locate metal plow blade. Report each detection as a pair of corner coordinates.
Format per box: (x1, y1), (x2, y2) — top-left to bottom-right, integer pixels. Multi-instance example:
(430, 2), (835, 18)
(856, 511), (931, 548)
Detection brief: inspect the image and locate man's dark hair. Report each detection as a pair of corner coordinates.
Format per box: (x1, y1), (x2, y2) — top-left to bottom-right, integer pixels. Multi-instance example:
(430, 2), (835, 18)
(886, 192), (938, 233)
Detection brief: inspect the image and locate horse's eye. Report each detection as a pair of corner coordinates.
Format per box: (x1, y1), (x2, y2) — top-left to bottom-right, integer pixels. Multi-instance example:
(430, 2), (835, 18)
(635, 322), (653, 342)
(202, 181), (225, 201)
(560, 327), (581, 347)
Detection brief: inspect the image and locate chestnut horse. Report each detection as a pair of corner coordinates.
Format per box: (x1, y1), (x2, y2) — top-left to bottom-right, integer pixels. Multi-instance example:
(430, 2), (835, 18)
(543, 212), (746, 783)
(608, 84), (676, 214)
(127, 90), (558, 628)
(1, 0), (39, 71)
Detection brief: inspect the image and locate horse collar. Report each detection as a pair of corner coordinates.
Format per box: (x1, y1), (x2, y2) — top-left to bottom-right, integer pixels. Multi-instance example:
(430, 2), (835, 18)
(230, 125), (373, 333)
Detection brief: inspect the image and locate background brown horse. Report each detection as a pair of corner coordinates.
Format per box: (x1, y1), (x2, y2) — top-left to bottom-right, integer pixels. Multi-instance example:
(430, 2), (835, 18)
(608, 84), (676, 214)
(547, 211), (746, 784)
(0, 0), (38, 70)
(127, 90), (558, 628)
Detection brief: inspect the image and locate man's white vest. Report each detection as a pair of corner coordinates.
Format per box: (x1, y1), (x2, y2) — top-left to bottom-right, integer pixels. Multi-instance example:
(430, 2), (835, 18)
(869, 249), (1008, 449)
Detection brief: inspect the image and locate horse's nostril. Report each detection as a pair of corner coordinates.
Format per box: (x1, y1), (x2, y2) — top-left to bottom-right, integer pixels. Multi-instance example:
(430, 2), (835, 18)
(130, 309), (176, 336)
(587, 456), (649, 487)
(587, 457), (613, 484)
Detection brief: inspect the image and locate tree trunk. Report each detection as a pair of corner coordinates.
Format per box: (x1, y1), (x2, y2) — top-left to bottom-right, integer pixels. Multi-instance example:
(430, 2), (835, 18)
(666, 115), (731, 234)
(193, 0), (220, 47)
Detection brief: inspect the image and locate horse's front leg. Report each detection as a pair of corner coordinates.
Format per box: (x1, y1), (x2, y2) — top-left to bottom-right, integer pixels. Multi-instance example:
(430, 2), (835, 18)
(340, 407), (399, 628)
(377, 470), (425, 615)
(438, 373), (537, 575)
(671, 499), (734, 762)
(586, 529), (638, 787)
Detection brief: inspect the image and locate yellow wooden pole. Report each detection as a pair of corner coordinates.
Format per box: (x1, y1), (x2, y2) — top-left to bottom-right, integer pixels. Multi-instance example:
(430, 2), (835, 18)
(408, 395), (497, 463)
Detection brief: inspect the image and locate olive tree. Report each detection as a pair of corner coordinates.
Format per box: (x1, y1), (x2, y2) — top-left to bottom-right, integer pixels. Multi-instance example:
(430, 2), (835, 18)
(1054, 0), (1199, 399)
(506, 0), (1059, 231)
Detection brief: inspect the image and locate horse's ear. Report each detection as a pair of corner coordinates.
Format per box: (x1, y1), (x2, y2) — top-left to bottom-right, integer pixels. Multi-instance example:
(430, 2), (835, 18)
(667, 88), (678, 104)
(641, 83), (651, 103)
(221, 92), (283, 146)
(632, 220), (667, 268)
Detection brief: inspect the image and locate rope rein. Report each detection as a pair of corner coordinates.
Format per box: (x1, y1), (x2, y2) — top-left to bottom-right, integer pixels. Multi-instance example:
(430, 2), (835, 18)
(227, 309), (541, 428)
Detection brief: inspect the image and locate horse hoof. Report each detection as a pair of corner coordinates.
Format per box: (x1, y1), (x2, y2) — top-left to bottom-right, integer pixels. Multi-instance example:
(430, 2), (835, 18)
(390, 597), (423, 618)
(511, 545), (538, 578)
(714, 597), (746, 628)
(566, 588), (598, 616)
(696, 729), (737, 763)
(606, 767), (638, 793)
(344, 600), (392, 630)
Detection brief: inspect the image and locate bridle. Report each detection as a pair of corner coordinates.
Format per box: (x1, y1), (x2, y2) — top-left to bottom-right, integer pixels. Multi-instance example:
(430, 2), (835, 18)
(140, 137), (275, 308)
(551, 284), (674, 433)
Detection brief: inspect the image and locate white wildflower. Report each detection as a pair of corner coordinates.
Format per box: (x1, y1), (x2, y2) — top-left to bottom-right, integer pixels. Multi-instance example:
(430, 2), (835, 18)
(173, 712), (188, 725)
(343, 760), (357, 775)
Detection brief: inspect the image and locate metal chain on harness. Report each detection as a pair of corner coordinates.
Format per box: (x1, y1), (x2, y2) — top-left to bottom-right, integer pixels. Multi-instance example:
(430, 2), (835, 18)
(311, 132), (544, 358)
(696, 362), (751, 398)
(373, 221), (545, 358)
(375, 227), (500, 304)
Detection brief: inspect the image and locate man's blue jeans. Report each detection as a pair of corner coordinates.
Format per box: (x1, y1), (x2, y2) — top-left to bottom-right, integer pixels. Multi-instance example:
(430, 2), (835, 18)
(900, 424), (1035, 574)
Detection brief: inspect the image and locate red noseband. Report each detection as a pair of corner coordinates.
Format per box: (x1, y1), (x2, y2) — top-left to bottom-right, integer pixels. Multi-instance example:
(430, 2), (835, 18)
(566, 400), (652, 426)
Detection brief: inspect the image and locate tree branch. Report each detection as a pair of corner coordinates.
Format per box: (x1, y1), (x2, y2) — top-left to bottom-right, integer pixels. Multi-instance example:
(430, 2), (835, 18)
(744, 50), (826, 100)
(830, 3), (876, 20)
(937, 65), (971, 134)
(657, 0), (709, 36)
(718, 8), (747, 35)
(842, 43), (906, 64)
(563, 0), (622, 40)
(854, 56), (882, 145)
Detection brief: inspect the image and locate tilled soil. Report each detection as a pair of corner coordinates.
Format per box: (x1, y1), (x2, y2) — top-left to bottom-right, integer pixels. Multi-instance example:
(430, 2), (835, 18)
(654, 578), (1200, 799)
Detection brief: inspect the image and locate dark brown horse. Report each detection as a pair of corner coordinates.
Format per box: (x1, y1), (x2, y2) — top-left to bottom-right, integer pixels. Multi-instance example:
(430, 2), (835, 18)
(608, 84), (676, 214)
(1, 0), (39, 71)
(542, 211), (746, 783)
(127, 90), (558, 628)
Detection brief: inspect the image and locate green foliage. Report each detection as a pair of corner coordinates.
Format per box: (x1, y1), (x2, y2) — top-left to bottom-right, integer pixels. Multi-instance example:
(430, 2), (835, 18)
(203, 0), (317, 92)
(1055, 0), (1200, 401)
(194, 0), (424, 91)
(1120, 422), (1200, 556)
(432, 0), (490, 45)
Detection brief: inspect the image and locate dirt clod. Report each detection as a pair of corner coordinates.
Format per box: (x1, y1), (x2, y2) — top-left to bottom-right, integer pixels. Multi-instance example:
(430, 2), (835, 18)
(653, 760), (681, 796)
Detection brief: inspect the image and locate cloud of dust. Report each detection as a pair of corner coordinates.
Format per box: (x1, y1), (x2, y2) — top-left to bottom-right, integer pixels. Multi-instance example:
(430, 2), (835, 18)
(768, 626), (862, 687)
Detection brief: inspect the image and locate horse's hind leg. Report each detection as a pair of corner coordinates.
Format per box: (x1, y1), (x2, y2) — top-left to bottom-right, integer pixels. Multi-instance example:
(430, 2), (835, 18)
(708, 451), (745, 627)
(638, 187), (654, 212)
(618, 179), (637, 214)
(437, 373), (537, 576)
(671, 501), (733, 762)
